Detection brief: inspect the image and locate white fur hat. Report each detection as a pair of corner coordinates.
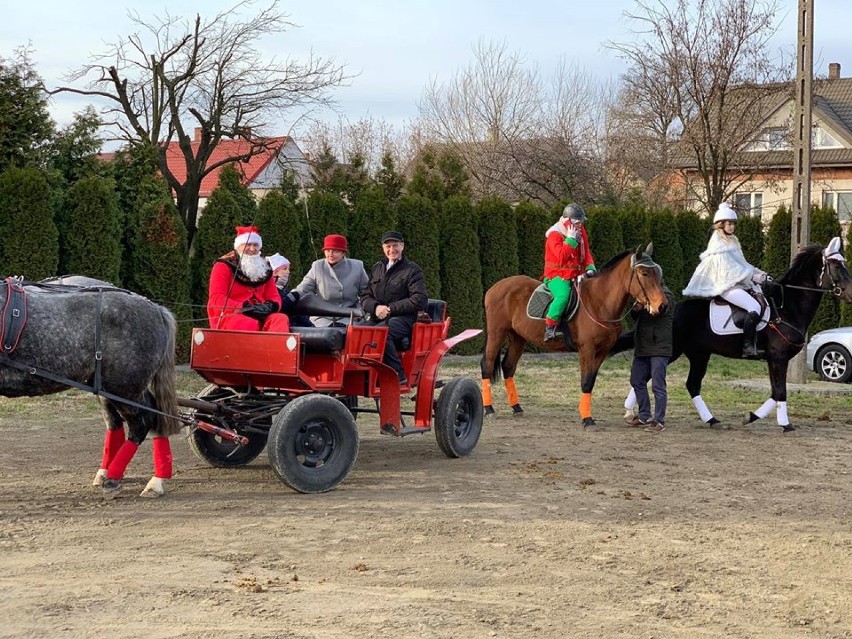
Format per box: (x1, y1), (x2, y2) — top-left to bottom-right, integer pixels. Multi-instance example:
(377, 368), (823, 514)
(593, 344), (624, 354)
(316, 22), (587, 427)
(267, 253), (290, 271)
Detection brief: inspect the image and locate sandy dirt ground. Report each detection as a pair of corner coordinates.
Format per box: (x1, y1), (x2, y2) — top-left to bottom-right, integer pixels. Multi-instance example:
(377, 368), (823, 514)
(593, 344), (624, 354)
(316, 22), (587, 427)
(2, 364), (852, 639)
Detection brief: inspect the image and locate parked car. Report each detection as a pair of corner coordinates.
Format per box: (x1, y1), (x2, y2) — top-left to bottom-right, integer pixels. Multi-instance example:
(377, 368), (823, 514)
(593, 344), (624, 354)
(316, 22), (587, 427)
(805, 327), (852, 383)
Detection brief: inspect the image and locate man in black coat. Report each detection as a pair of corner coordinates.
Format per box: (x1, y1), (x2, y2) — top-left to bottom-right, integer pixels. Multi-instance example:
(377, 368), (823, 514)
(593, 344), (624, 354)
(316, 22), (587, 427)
(360, 231), (428, 385)
(625, 284), (676, 432)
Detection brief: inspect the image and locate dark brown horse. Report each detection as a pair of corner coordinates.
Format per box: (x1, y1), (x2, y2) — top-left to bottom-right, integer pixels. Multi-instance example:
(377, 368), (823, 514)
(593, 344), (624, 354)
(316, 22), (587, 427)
(481, 246), (668, 428)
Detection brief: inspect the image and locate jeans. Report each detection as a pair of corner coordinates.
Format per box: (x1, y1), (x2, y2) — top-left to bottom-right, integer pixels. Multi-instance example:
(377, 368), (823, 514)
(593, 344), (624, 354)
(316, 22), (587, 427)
(630, 356), (669, 423)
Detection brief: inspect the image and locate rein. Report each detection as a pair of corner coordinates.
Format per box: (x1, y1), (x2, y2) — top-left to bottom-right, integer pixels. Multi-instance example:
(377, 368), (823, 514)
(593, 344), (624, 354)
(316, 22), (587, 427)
(577, 264), (650, 328)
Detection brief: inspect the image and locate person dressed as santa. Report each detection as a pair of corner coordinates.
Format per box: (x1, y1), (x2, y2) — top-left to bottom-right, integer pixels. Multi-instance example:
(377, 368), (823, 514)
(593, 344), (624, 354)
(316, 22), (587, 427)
(206, 225), (291, 332)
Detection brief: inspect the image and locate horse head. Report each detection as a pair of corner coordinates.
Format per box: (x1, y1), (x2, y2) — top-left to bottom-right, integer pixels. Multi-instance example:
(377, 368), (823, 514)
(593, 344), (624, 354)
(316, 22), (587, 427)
(629, 244), (668, 316)
(820, 237), (852, 302)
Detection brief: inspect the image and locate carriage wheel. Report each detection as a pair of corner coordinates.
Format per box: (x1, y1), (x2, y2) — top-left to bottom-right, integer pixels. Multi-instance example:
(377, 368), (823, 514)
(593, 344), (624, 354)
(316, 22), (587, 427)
(188, 384), (268, 467)
(267, 394), (359, 494)
(816, 344), (852, 383)
(434, 377), (483, 458)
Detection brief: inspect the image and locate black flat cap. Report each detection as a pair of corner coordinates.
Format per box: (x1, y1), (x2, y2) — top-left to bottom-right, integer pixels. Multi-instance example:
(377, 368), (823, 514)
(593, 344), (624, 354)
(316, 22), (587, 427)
(381, 230), (404, 243)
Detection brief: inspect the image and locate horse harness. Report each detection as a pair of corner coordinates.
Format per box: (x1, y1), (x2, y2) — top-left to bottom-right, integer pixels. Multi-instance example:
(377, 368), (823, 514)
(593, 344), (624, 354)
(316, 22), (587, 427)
(578, 253), (662, 328)
(0, 280), (188, 425)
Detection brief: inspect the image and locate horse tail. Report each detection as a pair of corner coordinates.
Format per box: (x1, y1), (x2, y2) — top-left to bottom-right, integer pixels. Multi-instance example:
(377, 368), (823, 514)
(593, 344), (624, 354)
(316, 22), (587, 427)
(151, 307), (181, 437)
(479, 293), (503, 382)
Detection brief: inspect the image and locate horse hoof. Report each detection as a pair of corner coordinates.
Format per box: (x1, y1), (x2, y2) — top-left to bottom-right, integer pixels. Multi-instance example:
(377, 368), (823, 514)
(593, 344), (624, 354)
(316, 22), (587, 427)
(706, 417), (720, 426)
(782, 424), (796, 433)
(623, 410), (635, 421)
(743, 412), (759, 425)
(140, 477), (165, 498)
(484, 405), (495, 416)
(511, 404), (524, 417)
(92, 468), (107, 487)
(583, 418), (604, 431)
(101, 479), (122, 500)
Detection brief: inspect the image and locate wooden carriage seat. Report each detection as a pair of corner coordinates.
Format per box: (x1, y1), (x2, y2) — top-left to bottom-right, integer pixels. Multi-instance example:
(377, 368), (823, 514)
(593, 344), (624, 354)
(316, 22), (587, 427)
(290, 326), (347, 353)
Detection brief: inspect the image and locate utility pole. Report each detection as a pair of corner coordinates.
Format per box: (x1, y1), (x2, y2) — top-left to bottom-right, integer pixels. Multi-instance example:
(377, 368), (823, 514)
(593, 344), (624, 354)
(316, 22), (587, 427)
(788, 0), (813, 384)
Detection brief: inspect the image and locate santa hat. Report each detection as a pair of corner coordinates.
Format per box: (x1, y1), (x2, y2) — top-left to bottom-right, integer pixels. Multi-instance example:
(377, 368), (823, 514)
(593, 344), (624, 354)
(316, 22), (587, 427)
(234, 225), (262, 249)
(267, 253), (290, 271)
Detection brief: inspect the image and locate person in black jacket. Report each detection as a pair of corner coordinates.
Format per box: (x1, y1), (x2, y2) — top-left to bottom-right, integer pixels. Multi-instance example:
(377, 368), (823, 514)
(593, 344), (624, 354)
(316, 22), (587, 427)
(360, 230), (428, 385)
(625, 284), (676, 432)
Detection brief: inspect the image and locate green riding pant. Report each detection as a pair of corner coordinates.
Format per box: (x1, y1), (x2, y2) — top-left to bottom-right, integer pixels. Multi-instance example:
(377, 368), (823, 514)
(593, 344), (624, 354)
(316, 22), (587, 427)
(544, 276), (572, 322)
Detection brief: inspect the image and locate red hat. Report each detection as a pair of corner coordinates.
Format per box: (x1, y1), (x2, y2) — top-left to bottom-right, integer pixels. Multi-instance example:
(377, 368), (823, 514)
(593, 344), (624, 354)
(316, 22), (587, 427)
(234, 225), (262, 249)
(323, 234), (348, 252)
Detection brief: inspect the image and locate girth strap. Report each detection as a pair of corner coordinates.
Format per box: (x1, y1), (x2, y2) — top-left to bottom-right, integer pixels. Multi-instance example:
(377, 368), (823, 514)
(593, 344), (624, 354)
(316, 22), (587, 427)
(1, 276), (28, 353)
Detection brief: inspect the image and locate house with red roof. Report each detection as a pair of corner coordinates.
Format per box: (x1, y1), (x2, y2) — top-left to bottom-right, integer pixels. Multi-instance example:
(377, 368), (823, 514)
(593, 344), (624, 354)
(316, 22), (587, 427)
(164, 127), (309, 209)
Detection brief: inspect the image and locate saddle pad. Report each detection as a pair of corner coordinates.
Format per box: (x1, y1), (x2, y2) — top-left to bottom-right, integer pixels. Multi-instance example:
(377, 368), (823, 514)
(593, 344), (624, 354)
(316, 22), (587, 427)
(526, 283), (553, 320)
(709, 303), (770, 336)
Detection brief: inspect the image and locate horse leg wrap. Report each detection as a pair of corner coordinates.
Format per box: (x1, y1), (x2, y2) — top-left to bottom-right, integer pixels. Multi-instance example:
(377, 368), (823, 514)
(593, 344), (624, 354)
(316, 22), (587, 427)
(481, 378), (493, 408)
(579, 393), (592, 420)
(152, 437), (173, 479)
(691, 395), (714, 423)
(106, 441), (139, 480)
(754, 398), (777, 420)
(504, 378), (519, 407)
(624, 388), (637, 411)
(776, 401), (789, 426)
(100, 428), (126, 470)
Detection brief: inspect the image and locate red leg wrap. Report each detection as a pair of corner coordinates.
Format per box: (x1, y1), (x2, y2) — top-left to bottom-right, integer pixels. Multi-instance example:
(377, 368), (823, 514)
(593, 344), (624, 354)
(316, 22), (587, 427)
(152, 437), (173, 479)
(106, 441), (139, 480)
(100, 428), (126, 469)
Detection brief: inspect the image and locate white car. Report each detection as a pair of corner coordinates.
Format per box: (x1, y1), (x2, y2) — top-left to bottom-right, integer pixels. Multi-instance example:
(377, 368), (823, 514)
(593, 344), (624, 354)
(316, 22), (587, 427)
(806, 327), (852, 383)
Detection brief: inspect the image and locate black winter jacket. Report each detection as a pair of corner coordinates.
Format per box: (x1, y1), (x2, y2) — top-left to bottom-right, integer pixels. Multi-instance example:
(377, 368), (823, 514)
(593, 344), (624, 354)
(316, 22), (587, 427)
(361, 256), (428, 318)
(631, 287), (676, 357)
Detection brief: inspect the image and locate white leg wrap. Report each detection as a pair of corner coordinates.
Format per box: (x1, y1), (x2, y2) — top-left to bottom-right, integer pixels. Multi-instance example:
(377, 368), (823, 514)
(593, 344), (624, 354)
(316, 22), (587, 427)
(754, 398), (777, 420)
(777, 401), (789, 426)
(624, 388), (637, 411)
(92, 468), (107, 487)
(692, 395), (714, 422)
(140, 476), (166, 498)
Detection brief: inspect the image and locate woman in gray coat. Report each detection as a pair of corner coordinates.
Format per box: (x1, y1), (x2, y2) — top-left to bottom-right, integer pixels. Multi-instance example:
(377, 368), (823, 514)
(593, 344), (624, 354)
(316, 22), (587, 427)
(294, 234), (369, 327)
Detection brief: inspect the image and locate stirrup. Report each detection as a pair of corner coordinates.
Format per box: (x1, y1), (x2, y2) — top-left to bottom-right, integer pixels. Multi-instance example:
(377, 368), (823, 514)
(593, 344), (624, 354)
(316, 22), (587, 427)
(544, 325), (560, 341)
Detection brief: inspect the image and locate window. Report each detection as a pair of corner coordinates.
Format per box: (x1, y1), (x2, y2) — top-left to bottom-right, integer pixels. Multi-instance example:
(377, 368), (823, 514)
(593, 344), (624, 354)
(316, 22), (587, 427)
(822, 191), (852, 222)
(813, 126), (842, 149)
(734, 193), (763, 217)
(745, 127), (790, 152)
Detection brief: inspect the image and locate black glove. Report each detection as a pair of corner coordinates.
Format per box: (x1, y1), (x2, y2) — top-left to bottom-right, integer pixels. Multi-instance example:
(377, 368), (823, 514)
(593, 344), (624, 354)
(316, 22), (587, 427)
(282, 290), (300, 310)
(242, 300), (276, 320)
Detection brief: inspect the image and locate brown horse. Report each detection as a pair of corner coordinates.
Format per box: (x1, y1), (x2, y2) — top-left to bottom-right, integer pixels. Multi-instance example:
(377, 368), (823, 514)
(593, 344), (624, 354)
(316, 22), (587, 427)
(481, 245), (668, 428)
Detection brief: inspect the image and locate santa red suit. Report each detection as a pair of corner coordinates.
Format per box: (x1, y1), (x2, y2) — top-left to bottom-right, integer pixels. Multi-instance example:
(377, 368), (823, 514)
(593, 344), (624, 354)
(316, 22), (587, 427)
(207, 227), (291, 332)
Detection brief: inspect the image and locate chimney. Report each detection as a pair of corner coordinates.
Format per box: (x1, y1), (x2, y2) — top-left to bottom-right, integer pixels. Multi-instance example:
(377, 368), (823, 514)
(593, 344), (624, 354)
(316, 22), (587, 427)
(828, 63), (841, 80)
(194, 127), (203, 142)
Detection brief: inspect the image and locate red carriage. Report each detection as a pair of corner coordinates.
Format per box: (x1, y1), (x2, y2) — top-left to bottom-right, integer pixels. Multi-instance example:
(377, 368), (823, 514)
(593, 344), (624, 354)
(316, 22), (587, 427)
(180, 297), (484, 493)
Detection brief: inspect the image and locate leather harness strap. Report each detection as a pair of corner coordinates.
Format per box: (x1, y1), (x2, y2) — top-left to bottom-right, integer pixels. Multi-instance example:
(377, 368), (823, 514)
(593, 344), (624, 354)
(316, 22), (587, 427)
(1, 277), (28, 353)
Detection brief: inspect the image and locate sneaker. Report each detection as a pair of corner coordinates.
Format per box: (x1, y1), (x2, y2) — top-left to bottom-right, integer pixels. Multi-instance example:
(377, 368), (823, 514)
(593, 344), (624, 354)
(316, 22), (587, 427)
(644, 420), (666, 432)
(624, 415), (649, 427)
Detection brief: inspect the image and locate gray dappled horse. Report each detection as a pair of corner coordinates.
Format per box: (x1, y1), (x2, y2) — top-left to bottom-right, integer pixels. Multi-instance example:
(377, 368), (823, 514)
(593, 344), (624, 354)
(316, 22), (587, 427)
(2, 276), (180, 497)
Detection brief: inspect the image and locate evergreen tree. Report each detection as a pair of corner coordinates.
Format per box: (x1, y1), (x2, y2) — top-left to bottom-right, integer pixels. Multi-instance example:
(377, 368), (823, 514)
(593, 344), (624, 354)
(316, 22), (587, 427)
(375, 151), (406, 204)
(0, 166), (58, 278)
(0, 49), (54, 171)
(216, 165), (257, 223)
(515, 201), (550, 279)
(586, 205), (624, 267)
(736, 213), (765, 269)
(809, 204), (843, 333)
(676, 209), (709, 283)
(648, 210), (685, 296)
(395, 194), (441, 299)
(477, 197), (518, 292)
(440, 196), (483, 354)
(407, 147), (470, 203)
(131, 194), (193, 362)
(300, 191), (349, 268)
(63, 176), (122, 283)
(348, 185), (394, 264)
(189, 188), (243, 309)
(763, 205), (792, 276)
(256, 190), (303, 282)
(619, 201), (649, 252)
(48, 106), (104, 186)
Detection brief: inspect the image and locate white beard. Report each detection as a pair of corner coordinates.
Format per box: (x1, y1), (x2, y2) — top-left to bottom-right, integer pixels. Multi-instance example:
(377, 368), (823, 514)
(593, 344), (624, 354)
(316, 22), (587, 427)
(239, 254), (270, 282)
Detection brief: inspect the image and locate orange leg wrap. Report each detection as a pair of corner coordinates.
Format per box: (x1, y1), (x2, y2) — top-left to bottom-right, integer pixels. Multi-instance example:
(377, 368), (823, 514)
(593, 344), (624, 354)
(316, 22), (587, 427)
(505, 378), (519, 407)
(579, 392), (592, 419)
(481, 378), (493, 407)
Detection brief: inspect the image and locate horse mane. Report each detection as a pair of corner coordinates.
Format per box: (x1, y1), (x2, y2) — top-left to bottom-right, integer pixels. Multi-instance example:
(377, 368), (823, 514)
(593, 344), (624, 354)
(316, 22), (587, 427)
(777, 244), (823, 283)
(597, 249), (633, 275)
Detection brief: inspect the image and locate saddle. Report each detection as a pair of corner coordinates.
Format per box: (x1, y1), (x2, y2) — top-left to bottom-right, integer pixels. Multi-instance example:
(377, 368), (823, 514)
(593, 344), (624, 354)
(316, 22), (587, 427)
(709, 291), (770, 336)
(0, 276), (28, 353)
(526, 280), (578, 349)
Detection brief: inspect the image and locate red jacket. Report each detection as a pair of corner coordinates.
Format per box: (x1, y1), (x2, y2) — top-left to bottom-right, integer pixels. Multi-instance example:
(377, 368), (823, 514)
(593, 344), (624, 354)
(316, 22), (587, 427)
(207, 254), (281, 329)
(543, 225), (596, 280)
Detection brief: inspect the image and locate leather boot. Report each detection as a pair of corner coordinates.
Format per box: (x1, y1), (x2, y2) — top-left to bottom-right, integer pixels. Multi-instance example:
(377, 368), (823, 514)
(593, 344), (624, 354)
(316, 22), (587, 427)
(742, 311), (764, 359)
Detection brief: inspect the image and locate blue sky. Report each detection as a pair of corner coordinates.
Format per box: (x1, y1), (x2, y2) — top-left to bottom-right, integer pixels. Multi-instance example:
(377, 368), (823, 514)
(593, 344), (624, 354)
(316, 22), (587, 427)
(2, 0), (850, 138)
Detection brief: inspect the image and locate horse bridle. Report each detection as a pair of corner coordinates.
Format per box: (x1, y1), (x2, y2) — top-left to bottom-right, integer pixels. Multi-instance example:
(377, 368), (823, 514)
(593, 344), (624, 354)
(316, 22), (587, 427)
(577, 258), (661, 327)
(774, 252), (848, 298)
